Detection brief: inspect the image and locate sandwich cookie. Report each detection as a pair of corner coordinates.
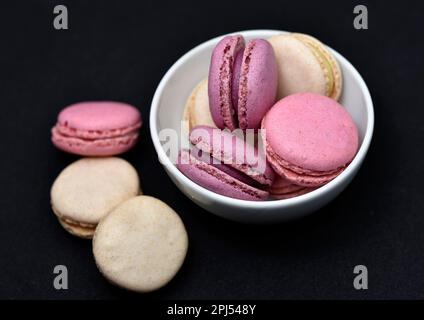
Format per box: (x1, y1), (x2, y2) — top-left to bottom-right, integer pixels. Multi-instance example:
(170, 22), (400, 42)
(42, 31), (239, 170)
(93, 196), (188, 293)
(52, 101), (142, 156)
(208, 35), (278, 130)
(262, 93), (358, 187)
(268, 33), (342, 100)
(177, 125), (275, 201)
(50, 157), (140, 238)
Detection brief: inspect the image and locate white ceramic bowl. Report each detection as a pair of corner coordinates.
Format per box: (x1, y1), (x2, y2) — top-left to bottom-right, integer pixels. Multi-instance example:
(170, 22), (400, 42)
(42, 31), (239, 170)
(150, 30), (374, 223)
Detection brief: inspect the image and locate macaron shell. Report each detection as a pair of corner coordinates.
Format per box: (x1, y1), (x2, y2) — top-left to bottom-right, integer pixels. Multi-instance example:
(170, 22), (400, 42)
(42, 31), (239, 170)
(57, 101), (141, 132)
(190, 125), (275, 186)
(268, 34), (328, 99)
(182, 78), (216, 132)
(177, 150), (269, 201)
(237, 39), (278, 129)
(51, 127), (139, 156)
(208, 35), (245, 130)
(51, 157), (140, 226)
(293, 33), (342, 100)
(93, 196), (188, 293)
(263, 93), (358, 173)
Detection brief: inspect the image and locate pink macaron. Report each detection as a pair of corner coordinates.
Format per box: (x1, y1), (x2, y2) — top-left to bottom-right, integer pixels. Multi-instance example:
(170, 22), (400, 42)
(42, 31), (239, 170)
(262, 93), (359, 187)
(177, 125), (275, 201)
(52, 101), (142, 156)
(208, 35), (278, 130)
(269, 176), (315, 200)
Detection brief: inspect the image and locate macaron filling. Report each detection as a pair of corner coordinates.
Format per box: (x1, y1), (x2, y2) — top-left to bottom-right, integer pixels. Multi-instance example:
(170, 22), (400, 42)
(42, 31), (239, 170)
(52, 206), (96, 238)
(292, 33), (340, 99)
(306, 43), (335, 97)
(178, 149), (269, 201)
(52, 126), (139, 147)
(237, 40), (255, 129)
(189, 126), (274, 186)
(264, 128), (347, 187)
(54, 121), (141, 140)
(190, 147), (264, 189)
(216, 35), (245, 130)
(231, 48), (244, 115)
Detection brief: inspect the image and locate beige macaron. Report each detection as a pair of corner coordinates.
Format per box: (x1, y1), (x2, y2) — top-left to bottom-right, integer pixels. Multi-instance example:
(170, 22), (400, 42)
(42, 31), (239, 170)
(50, 157), (140, 239)
(268, 33), (342, 100)
(182, 78), (216, 133)
(93, 195), (188, 293)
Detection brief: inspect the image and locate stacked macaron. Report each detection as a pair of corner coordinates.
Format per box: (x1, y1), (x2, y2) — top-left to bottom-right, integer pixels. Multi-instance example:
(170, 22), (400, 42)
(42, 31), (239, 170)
(178, 32), (359, 201)
(50, 101), (188, 293)
(177, 125), (274, 201)
(208, 35), (278, 130)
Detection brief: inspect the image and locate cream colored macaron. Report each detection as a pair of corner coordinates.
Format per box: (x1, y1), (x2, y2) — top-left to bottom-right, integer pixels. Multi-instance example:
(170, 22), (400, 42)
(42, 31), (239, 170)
(268, 33), (342, 100)
(50, 157), (140, 239)
(182, 78), (216, 133)
(93, 196), (188, 293)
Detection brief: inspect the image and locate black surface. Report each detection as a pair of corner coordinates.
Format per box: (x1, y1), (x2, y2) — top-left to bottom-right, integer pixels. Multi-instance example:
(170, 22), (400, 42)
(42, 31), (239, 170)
(0, 0), (423, 300)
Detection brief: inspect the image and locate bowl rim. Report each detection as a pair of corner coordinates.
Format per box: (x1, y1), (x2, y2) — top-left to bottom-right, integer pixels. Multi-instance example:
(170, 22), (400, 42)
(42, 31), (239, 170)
(150, 29), (374, 209)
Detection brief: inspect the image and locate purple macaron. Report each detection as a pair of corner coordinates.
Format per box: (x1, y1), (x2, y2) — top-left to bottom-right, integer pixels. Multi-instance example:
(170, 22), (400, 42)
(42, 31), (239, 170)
(208, 35), (278, 130)
(177, 125), (275, 201)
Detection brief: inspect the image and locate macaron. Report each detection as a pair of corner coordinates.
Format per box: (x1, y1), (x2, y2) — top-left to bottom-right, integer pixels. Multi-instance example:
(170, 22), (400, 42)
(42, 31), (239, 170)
(182, 78), (216, 132)
(93, 196), (188, 293)
(262, 93), (358, 187)
(52, 101), (142, 156)
(208, 35), (278, 130)
(50, 157), (140, 238)
(177, 125), (275, 201)
(269, 176), (315, 200)
(268, 33), (342, 100)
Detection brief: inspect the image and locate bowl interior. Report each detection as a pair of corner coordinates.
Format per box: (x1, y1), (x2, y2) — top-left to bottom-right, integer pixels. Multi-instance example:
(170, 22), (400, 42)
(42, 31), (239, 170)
(151, 30), (373, 215)
(155, 30), (369, 150)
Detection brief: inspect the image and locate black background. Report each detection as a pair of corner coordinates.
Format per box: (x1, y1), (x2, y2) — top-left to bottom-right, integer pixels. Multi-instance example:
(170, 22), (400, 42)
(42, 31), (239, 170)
(0, 0), (423, 300)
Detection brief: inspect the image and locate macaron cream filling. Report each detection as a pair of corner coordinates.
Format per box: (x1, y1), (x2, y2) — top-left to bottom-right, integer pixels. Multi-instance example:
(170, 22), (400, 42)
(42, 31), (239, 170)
(265, 141), (344, 177)
(292, 33), (341, 99)
(231, 48), (244, 115)
(237, 40), (256, 129)
(52, 126), (139, 147)
(301, 40), (335, 97)
(54, 121), (141, 140)
(190, 146), (264, 189)
(189, 126), (274, 186)
(178, 150), (268, 200)
(217, 35), (245, 130)
(265, 141), (345, 187)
